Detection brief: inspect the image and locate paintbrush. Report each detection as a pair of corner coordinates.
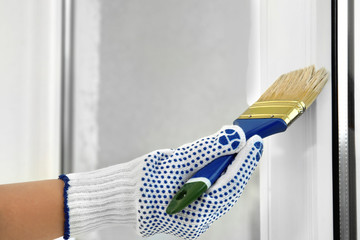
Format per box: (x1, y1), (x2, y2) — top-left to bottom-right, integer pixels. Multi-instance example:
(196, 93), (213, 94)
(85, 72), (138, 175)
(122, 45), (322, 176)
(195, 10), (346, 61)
(166, 65), (329, 215)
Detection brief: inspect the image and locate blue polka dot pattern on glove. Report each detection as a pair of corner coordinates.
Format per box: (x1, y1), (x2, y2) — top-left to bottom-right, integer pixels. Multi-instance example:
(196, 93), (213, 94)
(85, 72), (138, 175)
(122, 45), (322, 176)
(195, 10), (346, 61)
(136, 126), (263, 239)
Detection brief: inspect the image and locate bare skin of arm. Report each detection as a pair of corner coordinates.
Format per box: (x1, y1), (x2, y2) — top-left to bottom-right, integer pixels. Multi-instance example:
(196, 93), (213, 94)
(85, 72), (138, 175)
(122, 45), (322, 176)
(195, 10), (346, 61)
(0, 180), (65, 240)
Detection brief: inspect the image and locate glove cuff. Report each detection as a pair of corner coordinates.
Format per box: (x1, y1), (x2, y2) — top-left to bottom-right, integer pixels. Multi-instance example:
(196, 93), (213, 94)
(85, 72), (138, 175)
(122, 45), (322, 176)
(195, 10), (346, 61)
(59, 158), (143, 238)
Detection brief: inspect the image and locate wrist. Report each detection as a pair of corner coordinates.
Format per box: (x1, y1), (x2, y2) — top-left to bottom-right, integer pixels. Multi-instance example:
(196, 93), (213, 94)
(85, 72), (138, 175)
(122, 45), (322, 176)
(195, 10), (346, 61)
(59, 159), (143, 238)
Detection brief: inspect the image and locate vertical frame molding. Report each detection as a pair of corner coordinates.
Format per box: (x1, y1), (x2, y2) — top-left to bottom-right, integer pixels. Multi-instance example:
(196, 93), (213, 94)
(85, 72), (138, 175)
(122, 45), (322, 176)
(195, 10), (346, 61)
(61, 0), (75, 174)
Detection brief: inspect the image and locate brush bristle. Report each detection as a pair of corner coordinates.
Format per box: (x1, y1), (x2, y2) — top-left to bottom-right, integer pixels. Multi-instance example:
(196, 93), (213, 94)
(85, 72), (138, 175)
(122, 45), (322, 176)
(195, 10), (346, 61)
(258, 65), (329, 107)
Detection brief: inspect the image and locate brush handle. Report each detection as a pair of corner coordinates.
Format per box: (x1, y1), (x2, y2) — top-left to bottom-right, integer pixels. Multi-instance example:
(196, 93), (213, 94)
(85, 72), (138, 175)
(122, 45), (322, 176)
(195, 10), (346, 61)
(166, 118), (287, 214)
(188, 118), (287, 184)
(191, 154), (236, 184)
(233, 118), (288, 139)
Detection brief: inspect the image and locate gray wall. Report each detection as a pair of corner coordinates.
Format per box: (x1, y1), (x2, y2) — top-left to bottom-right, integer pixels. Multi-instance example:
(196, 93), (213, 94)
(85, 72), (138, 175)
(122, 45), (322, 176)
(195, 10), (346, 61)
(75, 1), (259, 239)
(98, 0), (251, 164)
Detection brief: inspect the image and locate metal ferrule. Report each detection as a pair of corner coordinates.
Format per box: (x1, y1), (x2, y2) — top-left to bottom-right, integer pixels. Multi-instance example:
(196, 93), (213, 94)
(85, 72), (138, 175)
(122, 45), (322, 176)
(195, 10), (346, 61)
(238, 100), (306, 125)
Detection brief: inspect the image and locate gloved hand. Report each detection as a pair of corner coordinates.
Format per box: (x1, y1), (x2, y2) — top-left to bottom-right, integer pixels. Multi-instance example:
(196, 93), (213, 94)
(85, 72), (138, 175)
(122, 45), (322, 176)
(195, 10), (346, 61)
(59, 125), (263, 240)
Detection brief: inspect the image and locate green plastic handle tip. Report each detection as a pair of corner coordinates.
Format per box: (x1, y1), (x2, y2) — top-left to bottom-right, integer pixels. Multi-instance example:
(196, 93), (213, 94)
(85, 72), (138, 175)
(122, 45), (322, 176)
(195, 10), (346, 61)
(166, 181), (208, 215)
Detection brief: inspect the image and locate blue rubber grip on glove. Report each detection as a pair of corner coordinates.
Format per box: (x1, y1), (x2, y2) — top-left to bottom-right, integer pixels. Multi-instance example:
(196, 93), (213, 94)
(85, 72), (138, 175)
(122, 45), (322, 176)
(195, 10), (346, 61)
(191, 118), (287, 184)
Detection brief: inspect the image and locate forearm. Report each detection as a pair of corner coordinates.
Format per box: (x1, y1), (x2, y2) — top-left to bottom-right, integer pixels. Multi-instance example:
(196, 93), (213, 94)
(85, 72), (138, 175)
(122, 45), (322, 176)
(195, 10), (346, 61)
(0, 179), (65, 240)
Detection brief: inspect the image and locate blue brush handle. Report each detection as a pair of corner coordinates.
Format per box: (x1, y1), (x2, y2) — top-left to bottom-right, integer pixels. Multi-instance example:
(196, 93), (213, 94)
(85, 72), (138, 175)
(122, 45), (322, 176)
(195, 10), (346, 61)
(191, 118), (287, 184)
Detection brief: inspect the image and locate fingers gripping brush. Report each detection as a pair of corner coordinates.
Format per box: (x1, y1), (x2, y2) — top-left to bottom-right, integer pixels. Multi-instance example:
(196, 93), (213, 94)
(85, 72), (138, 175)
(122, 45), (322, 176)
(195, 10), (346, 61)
(166, 66), (329, 215)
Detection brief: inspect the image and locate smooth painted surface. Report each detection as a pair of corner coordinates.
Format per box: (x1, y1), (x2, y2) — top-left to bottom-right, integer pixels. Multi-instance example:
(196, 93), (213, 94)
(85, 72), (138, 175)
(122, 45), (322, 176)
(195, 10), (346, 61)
(259, 0), (333, 239)
(0, 0), (61, 183)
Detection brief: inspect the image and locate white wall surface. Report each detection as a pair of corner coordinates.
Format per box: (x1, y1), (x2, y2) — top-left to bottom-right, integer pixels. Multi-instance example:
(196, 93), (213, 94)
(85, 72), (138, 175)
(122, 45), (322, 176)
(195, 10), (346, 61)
(0, 0), (61, 183)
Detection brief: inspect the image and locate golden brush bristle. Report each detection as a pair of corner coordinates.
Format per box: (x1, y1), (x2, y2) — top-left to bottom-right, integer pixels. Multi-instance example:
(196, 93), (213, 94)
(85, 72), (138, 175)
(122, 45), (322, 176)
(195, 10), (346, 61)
(258, 65), (329, 107)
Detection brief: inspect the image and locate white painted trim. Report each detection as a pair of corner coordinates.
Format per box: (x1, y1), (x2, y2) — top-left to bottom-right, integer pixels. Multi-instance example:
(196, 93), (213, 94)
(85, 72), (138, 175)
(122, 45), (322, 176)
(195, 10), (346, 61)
(246, 0), (261, 106)
(0, 0), (62, 183)
(259, 0), (332, 239)
(47, 0), (62, 178)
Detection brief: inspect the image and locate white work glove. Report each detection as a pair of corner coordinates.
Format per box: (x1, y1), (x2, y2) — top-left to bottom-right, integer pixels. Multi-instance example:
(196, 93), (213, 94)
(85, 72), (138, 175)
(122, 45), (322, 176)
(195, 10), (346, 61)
(59, 125), (263, 240)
